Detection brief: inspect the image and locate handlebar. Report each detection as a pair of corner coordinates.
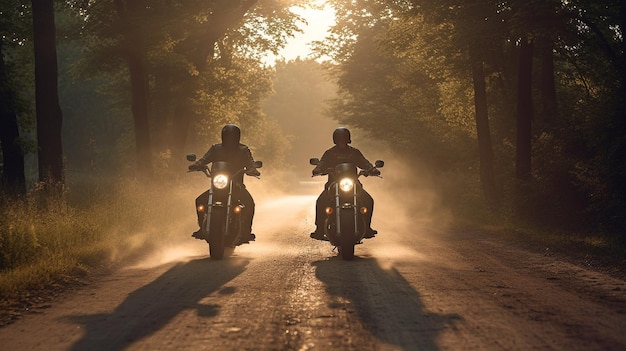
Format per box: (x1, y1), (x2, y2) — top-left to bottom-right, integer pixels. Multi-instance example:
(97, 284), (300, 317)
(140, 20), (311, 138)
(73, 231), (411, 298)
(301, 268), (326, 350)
(188, 165), (260, 179)
(312, 167), (382, 178)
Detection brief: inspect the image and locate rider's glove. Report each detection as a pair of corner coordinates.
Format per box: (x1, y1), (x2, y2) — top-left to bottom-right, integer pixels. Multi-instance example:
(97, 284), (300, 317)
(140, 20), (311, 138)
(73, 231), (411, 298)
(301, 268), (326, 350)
(370, 168), (381, 176)
(188, 163), (202, 171)
(312, 168), (322, 176)
(246, 169), (261, 177)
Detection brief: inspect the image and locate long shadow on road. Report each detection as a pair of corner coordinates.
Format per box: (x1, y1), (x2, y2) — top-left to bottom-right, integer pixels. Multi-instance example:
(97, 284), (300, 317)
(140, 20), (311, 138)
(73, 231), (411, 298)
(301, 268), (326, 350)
(67, 257), (249, 351)
(313, 256), (460, 351)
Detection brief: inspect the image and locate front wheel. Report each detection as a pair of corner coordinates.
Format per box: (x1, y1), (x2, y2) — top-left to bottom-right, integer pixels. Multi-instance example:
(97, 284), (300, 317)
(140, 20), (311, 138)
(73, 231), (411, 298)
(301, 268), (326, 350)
(340, 236), (355, 260)
(339, 209), (356, 260)
(209, 235), (225, 259)
(208, 209), (226, 260)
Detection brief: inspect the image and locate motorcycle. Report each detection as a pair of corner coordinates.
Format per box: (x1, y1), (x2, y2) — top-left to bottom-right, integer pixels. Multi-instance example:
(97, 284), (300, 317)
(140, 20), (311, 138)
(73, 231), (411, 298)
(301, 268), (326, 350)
(187, 154), (262, 259)
(310, 158), (384, 260)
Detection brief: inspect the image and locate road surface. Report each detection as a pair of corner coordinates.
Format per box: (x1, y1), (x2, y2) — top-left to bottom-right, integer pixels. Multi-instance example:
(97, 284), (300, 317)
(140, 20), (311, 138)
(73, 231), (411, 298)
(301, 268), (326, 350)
(0, 182), (625, 350)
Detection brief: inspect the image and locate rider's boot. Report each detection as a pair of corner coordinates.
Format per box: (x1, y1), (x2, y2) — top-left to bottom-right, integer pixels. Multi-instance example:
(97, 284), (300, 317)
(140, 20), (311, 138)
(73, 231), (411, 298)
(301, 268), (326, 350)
(310, 227), (328, 241)
(192, 217), (205, 239)
(238, 231), (256, 244)
(363, 228), (378, 238)
(192, 229), (205, 239)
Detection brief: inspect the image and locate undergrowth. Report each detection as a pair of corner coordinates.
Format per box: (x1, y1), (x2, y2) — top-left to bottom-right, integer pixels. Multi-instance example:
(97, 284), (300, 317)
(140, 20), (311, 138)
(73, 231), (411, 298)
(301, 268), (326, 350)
(0, 177), (193, 303)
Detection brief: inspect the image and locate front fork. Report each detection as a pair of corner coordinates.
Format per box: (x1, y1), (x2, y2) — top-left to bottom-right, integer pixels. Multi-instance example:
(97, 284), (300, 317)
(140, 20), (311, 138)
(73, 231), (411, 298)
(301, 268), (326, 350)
(205, 182), (234, 238)
(333, 183), (358, 237)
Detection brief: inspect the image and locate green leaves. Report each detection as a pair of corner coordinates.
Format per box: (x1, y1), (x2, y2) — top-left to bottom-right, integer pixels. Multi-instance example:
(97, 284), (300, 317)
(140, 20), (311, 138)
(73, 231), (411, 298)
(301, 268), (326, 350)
(319, 0), (626, 230)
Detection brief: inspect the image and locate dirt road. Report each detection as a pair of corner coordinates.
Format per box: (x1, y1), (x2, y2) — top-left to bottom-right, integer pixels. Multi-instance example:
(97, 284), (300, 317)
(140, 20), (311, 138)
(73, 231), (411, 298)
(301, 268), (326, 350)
(1, 185), (625, 350)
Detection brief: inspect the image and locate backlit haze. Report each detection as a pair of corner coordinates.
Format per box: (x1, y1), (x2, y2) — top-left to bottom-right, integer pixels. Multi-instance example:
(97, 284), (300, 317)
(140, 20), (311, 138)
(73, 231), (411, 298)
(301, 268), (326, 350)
(263, 1), (336, 64)
(129, 1), (446, 268)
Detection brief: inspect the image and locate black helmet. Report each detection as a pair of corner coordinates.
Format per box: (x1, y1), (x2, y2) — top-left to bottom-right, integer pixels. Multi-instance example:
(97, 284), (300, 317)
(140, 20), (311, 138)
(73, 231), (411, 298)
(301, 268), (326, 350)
(332, 127), (351, 145)
(221, 124), (241, 148)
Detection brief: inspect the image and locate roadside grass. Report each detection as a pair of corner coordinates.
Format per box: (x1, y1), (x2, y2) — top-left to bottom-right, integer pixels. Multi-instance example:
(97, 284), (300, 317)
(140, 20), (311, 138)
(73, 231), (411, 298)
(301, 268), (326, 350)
(442, 181), (626, 279)
(0, 178), (193, 305)
(454, 219), (626, 279)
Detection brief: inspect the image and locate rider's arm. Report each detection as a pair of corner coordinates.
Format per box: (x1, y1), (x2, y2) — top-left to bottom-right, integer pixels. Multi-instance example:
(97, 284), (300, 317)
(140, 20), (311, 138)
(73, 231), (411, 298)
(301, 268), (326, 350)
(243, 146), (260, 176)
(313, 149), (332, 175)
(353, 148), (374, 171)
(196, 144), (218, 166)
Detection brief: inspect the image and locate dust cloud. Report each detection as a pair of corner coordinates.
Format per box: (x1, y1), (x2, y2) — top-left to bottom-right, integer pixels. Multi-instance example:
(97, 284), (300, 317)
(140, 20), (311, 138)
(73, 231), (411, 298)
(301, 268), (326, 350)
(125, 127), (450, 269)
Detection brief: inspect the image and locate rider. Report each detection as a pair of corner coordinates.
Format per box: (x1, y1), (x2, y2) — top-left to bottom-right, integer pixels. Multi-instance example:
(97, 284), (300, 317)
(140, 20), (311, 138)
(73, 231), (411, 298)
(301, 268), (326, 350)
(310, 127), (380, 240)
(189, 124), (260, 242)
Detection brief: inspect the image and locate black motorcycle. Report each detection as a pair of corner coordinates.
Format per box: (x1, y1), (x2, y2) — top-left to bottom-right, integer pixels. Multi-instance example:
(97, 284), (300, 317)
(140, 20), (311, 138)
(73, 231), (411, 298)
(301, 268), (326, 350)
(310, 158), (384, 260)
(187, 154), (262, 259)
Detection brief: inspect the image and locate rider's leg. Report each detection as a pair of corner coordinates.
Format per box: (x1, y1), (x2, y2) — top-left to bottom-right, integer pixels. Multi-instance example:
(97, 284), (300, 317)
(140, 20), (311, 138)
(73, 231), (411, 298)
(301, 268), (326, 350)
(361, 189), (377, 238)
(192, 191), (209, 238)
(311, 191), (328, 240)
(241, 189), (255, 236)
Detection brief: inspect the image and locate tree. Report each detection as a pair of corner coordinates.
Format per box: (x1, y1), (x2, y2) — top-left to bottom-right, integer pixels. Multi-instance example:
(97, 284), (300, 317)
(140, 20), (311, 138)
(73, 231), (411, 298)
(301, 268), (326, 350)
(0, 44), (26, 195)
(72, 0), (302, 176)
(318, 0), (626, 233)
(563, 0), (626, 231)
(112, 0), (153, 177)
(515, 37), (533, 181)
(470, 43), (498, 207)
(32, 0), (64, 184)
(0, 0), (32, 195)
(321, 0), (501, 204)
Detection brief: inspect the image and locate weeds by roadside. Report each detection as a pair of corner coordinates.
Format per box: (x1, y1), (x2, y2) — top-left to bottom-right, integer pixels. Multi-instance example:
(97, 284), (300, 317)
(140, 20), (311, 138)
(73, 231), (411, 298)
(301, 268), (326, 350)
(0, 177), (194, 308)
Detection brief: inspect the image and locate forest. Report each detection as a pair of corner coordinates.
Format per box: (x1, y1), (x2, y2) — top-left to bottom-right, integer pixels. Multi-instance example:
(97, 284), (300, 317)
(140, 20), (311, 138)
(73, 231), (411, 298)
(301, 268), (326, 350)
(0, 0), (625, 296)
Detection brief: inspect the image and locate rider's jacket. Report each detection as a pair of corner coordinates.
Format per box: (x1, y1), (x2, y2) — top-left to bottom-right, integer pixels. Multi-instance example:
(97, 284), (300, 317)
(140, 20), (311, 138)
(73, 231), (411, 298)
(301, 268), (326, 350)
(313, 145), (374, 184)
(196, 143), (257, 184)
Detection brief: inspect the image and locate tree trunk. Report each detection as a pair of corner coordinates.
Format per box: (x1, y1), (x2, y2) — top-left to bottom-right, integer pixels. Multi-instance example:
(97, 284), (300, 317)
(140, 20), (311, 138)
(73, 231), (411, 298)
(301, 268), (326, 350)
(538, 36), (557, 124)
(0, 111), (26, 196)
(32, 0), (64, 184)
(516, 37), (533, 181)
(0, 42), (26, 195)
(470, 44), (498, 208)
(114, 0), (153, 178)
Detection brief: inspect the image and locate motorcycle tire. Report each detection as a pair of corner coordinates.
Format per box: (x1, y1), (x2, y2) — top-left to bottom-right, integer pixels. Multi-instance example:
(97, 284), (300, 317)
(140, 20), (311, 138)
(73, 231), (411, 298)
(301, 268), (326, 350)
(208, 209), (226, 260)
(339, 209), (356, 260)
(229, 215), (243, 247)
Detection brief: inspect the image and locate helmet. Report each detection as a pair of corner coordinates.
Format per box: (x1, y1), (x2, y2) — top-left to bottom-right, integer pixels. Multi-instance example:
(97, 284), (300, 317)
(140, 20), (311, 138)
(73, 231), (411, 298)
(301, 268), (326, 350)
(221, 124), (241, 148)
(332, 127), (351, 145)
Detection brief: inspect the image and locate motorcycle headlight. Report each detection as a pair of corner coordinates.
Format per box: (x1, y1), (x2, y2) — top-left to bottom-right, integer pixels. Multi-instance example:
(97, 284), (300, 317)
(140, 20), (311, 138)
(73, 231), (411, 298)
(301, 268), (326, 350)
(339, 178), (354, 192)
(212, 174), (229, 189)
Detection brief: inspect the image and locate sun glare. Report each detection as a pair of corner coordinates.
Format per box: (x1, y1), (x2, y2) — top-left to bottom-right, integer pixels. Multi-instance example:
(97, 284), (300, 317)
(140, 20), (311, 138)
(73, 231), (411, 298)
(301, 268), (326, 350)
(264, 1), (336, 64)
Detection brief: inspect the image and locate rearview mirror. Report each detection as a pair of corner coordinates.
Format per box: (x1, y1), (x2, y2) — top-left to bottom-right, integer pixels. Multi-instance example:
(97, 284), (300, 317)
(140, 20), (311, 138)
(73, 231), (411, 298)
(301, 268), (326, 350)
(254, 160), (263, 168)
(375, 160), (384, 168)
(310, 158), (320, 165)
(186, 154), (197, 162)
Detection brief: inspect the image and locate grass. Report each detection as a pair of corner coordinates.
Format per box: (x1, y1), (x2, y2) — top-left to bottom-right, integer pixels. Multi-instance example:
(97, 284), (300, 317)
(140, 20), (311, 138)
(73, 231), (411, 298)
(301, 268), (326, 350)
(455, 220), (626, 280)
(0, 177), (194, 307)
(442, 183), (626, 280)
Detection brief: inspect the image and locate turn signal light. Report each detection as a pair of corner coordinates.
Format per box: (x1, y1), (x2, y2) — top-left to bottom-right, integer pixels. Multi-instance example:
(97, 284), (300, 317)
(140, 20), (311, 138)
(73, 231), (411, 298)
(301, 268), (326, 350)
(233, 205), (243, 214)
(360, 207), (368, 214)
(197, 205), (205, 213)
(325, 207), (333, 215)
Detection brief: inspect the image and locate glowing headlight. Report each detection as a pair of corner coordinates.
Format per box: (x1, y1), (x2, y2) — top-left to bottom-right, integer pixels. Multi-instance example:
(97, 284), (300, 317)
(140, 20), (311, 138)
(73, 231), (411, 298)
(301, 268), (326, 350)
(339, 178), (354, 192)
(212, 174), (229, 189)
